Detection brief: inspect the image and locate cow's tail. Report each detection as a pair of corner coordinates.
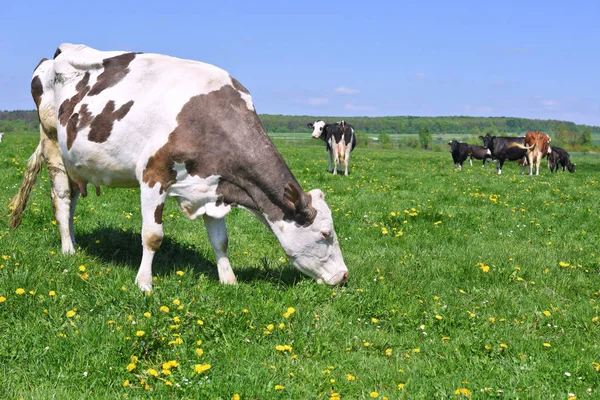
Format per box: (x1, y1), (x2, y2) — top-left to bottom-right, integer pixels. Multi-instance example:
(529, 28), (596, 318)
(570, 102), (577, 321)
(514, 142), (535, 151)
(8, 142), (44, 229)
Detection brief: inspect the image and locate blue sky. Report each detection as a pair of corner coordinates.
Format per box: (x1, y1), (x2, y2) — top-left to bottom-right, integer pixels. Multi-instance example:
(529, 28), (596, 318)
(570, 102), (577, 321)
(2, 1), (599, 125)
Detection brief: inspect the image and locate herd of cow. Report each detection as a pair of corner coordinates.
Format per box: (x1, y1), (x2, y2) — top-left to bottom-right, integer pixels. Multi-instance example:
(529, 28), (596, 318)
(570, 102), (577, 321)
(448, 131), (576, 175)
(5, 44), (580, 292)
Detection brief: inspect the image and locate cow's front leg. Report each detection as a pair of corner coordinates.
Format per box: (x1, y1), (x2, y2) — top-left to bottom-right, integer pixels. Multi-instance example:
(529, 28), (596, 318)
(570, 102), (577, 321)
(327, 149), (333, 173)
(136, 185), (166, 291)
(203, 215), (237, 284)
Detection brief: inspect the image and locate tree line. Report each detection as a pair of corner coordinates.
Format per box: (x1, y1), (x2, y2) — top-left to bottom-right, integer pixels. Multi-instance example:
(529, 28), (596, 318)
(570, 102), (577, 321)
(1, 110), (597, 150)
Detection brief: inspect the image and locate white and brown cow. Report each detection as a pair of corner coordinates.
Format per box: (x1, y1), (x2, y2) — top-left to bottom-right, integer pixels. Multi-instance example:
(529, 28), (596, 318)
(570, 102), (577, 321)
(524, 130), (551, 176)
(307, 120), (356, 175)
(10, 43), (348, 291)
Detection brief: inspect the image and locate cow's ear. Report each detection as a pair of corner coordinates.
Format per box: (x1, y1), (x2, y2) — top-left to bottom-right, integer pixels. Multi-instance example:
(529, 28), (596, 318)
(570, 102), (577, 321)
(284, 183), (316, 226)
(478, 136), (483, 140)
(307, 123), (314, 129)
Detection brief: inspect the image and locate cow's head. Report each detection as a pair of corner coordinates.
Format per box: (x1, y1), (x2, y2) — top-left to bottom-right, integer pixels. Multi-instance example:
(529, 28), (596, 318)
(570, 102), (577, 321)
(307, 120), (326, 139)
(448, 140), (459, 153)
(568, 163), (576, 173)
(270, 184), (348, 286)
(481, 134), (494, 150)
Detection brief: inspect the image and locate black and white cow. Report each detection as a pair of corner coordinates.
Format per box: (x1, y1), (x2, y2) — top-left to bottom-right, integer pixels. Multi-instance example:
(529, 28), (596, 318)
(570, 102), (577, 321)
(307, 120), (356, 175)
(448, 140), (492, 169)
(10, 43), (349, 291)
(480, 134), (531, 175)
(548, 146), (576, 173)
(468, 144), (493, 167)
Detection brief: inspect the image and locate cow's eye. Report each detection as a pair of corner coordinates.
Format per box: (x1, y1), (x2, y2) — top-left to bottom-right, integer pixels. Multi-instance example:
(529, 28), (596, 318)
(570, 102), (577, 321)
(320, 127), (323, 131)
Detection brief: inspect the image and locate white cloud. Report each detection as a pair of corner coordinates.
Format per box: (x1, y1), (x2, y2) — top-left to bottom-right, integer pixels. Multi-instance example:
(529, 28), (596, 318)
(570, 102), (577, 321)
(345, 103), (376, 112)
(542, 99), (558, 109)
(414, 72), (428, 80)
(334, 86), (359, 95)
(297, 97), (329, 106)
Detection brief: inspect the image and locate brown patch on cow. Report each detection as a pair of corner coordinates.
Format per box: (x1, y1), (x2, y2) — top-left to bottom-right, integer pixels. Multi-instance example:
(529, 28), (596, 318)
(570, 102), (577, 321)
(65, 104), (94, 150)
(53, 47), (62, 59)
(66, 113), (79, 150)
(141, 83), (310, 224)
(87, 100), (134, 143)
(154, 203), (164, 225)
(143, 232), (163, 252)
(231, 77), (250, 94)
(88, 53), (137, 96)
(58, 72), (91, 126)
(31, 76), (44, 108)
(34, 58), (48, 73)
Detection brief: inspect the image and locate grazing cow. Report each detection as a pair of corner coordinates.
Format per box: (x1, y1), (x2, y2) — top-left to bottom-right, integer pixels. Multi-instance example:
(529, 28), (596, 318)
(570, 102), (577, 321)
(448, 141), (492, 169)
(307, 120), (356, 175)
(524, 131), (551, 175)
(548, 146), (576, 173)
(9, 43), (349, 291)
(480, 134), (531, 175)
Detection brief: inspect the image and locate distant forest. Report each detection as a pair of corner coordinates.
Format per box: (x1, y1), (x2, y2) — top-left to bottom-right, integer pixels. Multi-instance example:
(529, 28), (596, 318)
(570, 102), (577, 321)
(2, 109), (598, 137)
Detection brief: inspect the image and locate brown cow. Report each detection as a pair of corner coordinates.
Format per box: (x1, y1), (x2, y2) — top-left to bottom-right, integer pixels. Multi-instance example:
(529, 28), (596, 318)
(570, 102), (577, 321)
(524, 131), (551, 176)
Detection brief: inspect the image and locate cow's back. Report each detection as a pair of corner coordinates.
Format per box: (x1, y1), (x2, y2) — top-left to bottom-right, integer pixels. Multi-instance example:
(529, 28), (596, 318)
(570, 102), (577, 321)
(32, 44), (255, 188)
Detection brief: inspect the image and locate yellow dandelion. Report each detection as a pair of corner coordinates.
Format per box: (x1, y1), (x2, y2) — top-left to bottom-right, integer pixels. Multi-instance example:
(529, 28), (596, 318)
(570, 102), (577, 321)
(542, 311), (551, 317)
(195, 348), (204, 356)
(559, 261), (570, 267)
(489, 317), (496, 323)
(591, 316), (598, 323)
(442, 336), (450, 341)
(435, 315), (443, 320)
(592, 362), (600, 371)
(49, 291), (56, 296)
(274, 385), (285, 391)
(499, 343), (508, 349)
(126, 363), (136, 372)
(78, 265), (86, 272)
(123, 379), (130, 387)
(0, 296), (6, 303)
(385, 348), (392, 356)
(194, 364), (211, 374)
(232, 395), (240, 400)
(144, 312), (151, 318)
(146, 368), (158, 377)
(370, 392), (379, 398)
(131, 355), (138, 363)
(136, 330), (145, 337)
(543, 342), (551, 348)
(346, 374), (356, 381)
(398, 383), (405, 390)
(66, 310), (76, 318)
(455, 388), (472, 396)
(172, 299), (180, 306)
(413, 348), (420, 353)
(176, 270), (184, 276)
(197, 319), (204, 326)
(371, 318), (379, 323)
(16, 288), (25, 295)
(160, 306), (170, 313)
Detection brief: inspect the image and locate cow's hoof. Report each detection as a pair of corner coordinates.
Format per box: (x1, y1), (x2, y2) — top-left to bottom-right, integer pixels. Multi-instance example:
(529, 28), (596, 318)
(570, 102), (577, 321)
(135, 277), (153, 292)
(220, 276), (238, 285)
(62, 245), (76, 255)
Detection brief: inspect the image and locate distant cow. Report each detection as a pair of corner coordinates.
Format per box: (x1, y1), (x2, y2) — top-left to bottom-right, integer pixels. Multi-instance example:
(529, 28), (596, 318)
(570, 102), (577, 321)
(548, 146), (575, 173)
(448, 140), (492, 169)
(0, 133), (4, 142)
(307, 120), (356, 175)
(524, 131), (551, 175)
(468, 144), (493, 167)
(9, 43), (349, 291)
(480, 134), (531, 175)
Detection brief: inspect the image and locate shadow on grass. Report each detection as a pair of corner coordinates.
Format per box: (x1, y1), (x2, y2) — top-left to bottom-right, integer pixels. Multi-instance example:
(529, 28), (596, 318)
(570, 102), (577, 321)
(78, 227), (304, 287)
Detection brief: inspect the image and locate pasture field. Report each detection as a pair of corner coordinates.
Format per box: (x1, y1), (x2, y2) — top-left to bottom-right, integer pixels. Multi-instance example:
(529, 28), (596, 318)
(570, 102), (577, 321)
(0, 131), (599, 399)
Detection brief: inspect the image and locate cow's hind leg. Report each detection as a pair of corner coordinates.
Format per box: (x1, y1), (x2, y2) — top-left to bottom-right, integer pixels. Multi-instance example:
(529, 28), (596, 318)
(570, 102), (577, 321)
(136, 185), (167, 291)
(327, 149), (333, 173)
(42, 129), (76, 254)
(203, 215), (237, 284)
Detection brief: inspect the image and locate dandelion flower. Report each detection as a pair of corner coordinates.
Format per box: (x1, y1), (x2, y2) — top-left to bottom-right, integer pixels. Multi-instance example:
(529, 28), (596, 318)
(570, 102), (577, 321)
(455, 388), (472, 396)
(435, 315), (443, 320)
(173, 299), (180, 306)
(346, 374), (356, 381)
(160, 306), (170, 313)
(144, 312), (151, 318)
(49, 291), (56, 296)
(127, 363), (136, 372)
(398, 383), (405, 390)
(274, 385), (285, 391)
(136, 331), (145, 337)
(146, 368), (158, 377)
(385, 348), (392, 356)
(0, 296), (6, 303)
(543, 342), (551, 348)
(176, 270), (184, 276)
(543, 311), (551, 317)
(232, 395), (240, 400)
(123, 379), (130, 387)
(195, 348), (204, 356)
(370, 392), (379, 398)
(66, 310), (76, 318)
(559, 261), (570, 267)
(16, 288), (25, 295)
(78, 265), (86, 272)
(194, 364), (211, 374)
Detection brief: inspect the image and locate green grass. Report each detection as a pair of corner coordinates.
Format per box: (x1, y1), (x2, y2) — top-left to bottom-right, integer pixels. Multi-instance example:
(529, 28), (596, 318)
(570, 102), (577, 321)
(1, 131), (599, 399)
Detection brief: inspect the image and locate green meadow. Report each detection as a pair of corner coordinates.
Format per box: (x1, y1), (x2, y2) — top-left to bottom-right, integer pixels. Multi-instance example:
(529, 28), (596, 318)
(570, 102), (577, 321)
(0, 132), (599, 399)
